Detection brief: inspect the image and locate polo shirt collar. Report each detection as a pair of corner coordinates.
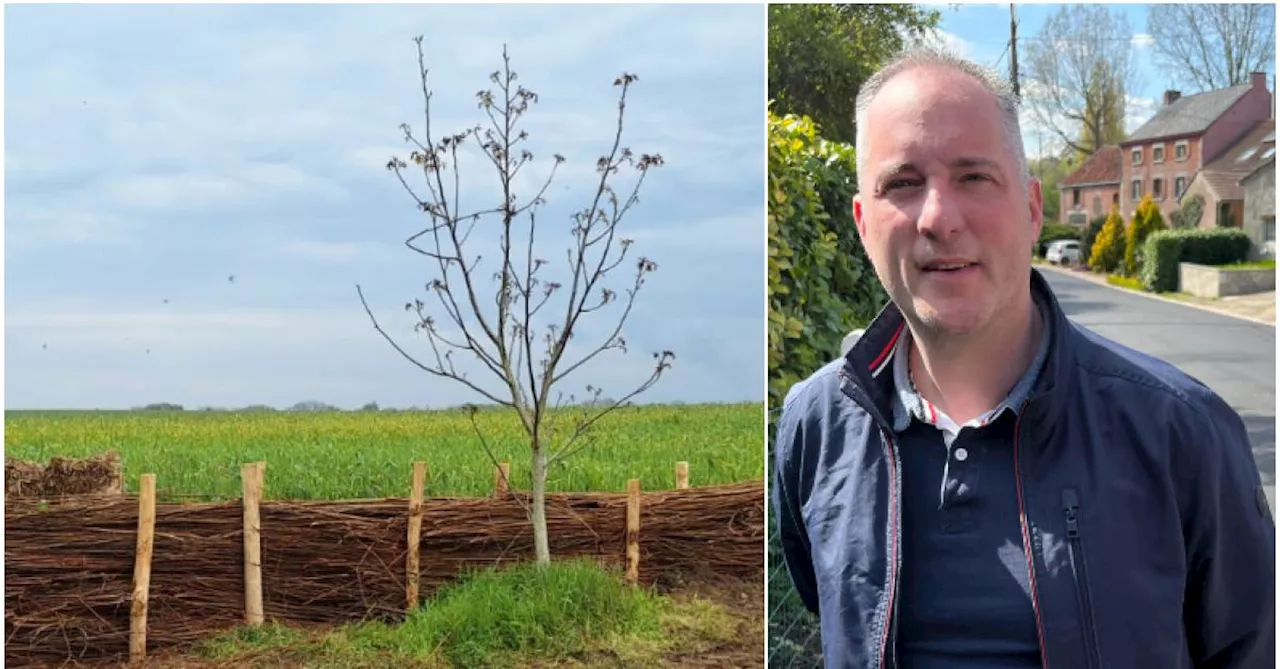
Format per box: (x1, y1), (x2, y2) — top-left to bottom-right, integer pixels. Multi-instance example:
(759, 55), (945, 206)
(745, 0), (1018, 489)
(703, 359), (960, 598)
(891, 291), (1053, 433)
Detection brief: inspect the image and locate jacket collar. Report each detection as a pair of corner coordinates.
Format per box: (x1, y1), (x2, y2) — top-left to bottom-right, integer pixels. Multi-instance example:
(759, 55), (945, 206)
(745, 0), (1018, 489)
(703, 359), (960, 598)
(838, 268), (1076, 446)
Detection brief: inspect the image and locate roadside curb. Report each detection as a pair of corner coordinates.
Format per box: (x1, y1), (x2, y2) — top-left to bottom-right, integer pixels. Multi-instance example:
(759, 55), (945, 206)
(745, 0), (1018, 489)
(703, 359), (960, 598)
(1035, 262), (1276, 328)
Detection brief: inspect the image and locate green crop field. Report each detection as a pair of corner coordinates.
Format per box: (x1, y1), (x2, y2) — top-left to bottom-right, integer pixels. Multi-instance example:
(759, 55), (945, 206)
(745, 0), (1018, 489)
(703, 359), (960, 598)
(5, 403), (763, 501)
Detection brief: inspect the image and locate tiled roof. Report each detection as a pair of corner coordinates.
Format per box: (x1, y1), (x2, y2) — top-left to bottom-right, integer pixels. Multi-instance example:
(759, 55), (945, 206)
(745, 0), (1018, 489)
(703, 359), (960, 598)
(1060, 145), (1122, 186)
(1241, 157), (1276, 185)
(1196, 120), (1275, 201)
(1124, 84), (1253, 143)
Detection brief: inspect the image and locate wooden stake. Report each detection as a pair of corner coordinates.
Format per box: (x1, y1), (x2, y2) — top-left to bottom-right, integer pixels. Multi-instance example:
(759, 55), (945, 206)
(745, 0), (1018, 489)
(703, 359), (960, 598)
(675, 461), (689, 489)
(626, 478), (641, 585)
(129, 473), (157, 663)
(494, 462), (511, 497)
(241, 462), (265, 627)
(406, 461), (427, 612)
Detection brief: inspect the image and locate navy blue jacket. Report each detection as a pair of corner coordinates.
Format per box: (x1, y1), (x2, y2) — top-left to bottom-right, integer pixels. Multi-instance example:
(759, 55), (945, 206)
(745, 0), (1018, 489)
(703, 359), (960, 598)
(773, 270), (1275, 669)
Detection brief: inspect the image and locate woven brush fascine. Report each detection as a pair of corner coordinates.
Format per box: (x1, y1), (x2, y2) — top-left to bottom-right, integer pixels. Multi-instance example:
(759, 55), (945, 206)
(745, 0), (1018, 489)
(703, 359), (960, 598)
(4, 481), (763, 666)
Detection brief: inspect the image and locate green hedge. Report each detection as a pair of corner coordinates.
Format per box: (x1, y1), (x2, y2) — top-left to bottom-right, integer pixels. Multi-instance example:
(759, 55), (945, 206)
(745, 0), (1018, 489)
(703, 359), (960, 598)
(769, 110), (883, 669)
(1140, 228), (1253, 292)
(768, 111), (885, 415)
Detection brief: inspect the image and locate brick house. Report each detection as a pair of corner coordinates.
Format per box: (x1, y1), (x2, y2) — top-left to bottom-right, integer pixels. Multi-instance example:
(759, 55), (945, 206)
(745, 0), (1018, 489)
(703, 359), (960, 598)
(1117, 72), (1273, 222)
(1180, 119), (1275, 230)
(1057, 145), (1121, 226)
(1240, 157), (1276, 259)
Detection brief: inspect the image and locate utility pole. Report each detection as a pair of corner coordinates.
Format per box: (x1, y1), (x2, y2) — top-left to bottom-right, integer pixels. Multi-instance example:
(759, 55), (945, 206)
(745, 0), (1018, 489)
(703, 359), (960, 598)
(1010, 4), (1019, 97)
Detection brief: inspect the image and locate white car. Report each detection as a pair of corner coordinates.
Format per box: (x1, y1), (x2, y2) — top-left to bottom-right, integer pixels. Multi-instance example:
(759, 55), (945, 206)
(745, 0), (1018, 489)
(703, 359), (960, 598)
(1045, 239), (1082, 266)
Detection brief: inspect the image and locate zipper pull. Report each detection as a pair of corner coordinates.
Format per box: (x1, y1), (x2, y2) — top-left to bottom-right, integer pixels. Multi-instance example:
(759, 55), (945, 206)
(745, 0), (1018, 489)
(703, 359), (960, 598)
(1062, 488), (1080, 538)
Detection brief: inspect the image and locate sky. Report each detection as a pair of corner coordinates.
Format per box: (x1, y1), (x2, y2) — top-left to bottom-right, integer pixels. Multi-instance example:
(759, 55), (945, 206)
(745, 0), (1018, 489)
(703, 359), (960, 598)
(4, 4), (767, 411)
(930, 3), (1276, 159)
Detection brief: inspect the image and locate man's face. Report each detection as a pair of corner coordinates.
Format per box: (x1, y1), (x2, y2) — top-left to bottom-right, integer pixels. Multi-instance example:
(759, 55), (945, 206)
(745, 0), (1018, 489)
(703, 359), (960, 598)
(853, 65), (1043, 337)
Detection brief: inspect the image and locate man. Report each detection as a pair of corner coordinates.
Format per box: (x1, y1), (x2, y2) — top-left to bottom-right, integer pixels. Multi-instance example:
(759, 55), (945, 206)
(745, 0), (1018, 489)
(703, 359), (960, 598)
(772, 47), (1275, 669)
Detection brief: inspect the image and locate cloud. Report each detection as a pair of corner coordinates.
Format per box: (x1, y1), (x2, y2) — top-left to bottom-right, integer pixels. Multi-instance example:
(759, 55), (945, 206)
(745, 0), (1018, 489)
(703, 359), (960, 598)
(5, 204), (142, 249)
(1131, 33), (1155, 49)
(930, 29), (974, 59)
(5, 4), (765, 410)
(1125, 95), (1159, 134)
(279, 240), (392, 264)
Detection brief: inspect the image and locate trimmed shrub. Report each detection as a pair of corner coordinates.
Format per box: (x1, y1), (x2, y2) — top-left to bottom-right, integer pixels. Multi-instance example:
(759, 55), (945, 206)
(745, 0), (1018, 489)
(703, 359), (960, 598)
(1089, 206), (1126, 273)
(1140, 231), (1183, 292)
(1080, 215), (1107, 266)
(1140, 228), (1253, 292)
(1124, 195), (1167, 276)
(1181, 228), (1253, 265)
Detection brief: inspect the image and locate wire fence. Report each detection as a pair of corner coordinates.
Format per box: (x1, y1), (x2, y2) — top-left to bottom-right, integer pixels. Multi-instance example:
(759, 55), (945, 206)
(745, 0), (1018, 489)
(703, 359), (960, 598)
(765, 409), (824, 668)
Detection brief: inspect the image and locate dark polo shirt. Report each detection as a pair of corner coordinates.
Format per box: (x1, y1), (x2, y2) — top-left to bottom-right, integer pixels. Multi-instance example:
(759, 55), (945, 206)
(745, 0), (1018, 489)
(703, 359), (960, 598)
(888, 294), (1052, 668)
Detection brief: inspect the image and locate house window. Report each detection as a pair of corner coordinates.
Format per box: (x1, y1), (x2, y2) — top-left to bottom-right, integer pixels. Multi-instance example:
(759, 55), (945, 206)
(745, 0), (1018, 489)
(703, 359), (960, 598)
(1132, 179), (1142, 200)
(1153, 145), (1165, 163)
(1175, 176), (1186, 197)
(1113, 193), (1120, 205)
(1072, 189), (1081, 206)
(1153, 178), (1163, 199)
(1266, 216), (1276, 242)
(1175, 141), (1189, 161)
(1092, 196), (1102, 216)
(1132, 148), (1143, 165)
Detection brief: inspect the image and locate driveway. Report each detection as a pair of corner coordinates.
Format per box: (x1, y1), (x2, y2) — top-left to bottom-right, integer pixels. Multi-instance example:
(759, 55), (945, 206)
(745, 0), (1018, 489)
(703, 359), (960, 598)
(1042, 270), (1276, 510)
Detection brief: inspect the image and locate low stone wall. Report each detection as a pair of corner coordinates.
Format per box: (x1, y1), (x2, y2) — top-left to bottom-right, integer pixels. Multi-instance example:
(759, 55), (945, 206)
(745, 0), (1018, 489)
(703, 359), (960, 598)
(1179, 263), (1276, 298)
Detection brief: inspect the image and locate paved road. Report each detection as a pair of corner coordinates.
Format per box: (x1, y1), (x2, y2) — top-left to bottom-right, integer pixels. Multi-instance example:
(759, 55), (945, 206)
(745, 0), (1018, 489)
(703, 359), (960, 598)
(1042, 270), (1276, 510)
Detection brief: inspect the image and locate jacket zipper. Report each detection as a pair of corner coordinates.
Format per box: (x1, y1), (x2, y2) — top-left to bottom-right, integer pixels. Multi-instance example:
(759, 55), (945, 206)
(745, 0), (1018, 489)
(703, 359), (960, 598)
(1012, 405), (1050, 669)
(876, 428), (903, 669)
(1063, 488), (1102, 669)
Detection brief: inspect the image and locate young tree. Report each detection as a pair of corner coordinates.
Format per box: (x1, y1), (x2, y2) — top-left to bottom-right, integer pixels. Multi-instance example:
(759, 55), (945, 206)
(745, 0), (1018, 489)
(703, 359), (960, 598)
(358, 37), (674, 565)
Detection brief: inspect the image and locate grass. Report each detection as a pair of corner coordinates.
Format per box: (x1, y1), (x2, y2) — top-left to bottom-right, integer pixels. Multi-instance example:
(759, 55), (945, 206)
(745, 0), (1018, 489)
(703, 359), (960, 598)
(192, 560), (741, 668)
(1217, 259), (1276, 271)
(3, 403), (762, 501)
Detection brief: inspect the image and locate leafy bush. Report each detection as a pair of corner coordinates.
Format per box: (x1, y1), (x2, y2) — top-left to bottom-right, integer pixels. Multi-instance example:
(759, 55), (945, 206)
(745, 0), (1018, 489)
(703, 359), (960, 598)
(769, 110), (883, 669)
(1080, 215), (1107, 265)
(1036, 223), (1082, 257)
(1089, 206), (1126, 273)
(1140, 228), (1253, 292)
(1173, 193), (1205, 229)
(768, 111), (885, 414)
(1124, 195), (1167, 276)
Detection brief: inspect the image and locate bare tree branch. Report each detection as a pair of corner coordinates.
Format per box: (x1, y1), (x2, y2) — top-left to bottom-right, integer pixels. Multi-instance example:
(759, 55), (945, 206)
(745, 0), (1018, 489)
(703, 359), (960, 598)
(1024, 5), (1137, 158)
(356, 285), (514, 408)
(548, 350), (675, 466)
(1148, 4), (1275, 92)
(465, 405), (531, 516)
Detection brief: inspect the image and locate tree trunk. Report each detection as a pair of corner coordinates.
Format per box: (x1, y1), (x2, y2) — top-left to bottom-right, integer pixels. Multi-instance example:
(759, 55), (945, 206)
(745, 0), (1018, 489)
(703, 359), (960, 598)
(531, 447), (551, 565)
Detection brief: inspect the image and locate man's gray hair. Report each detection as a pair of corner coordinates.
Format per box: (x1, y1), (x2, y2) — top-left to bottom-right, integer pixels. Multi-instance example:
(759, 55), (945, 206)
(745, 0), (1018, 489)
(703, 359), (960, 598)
(854, 45), (1030, 192)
